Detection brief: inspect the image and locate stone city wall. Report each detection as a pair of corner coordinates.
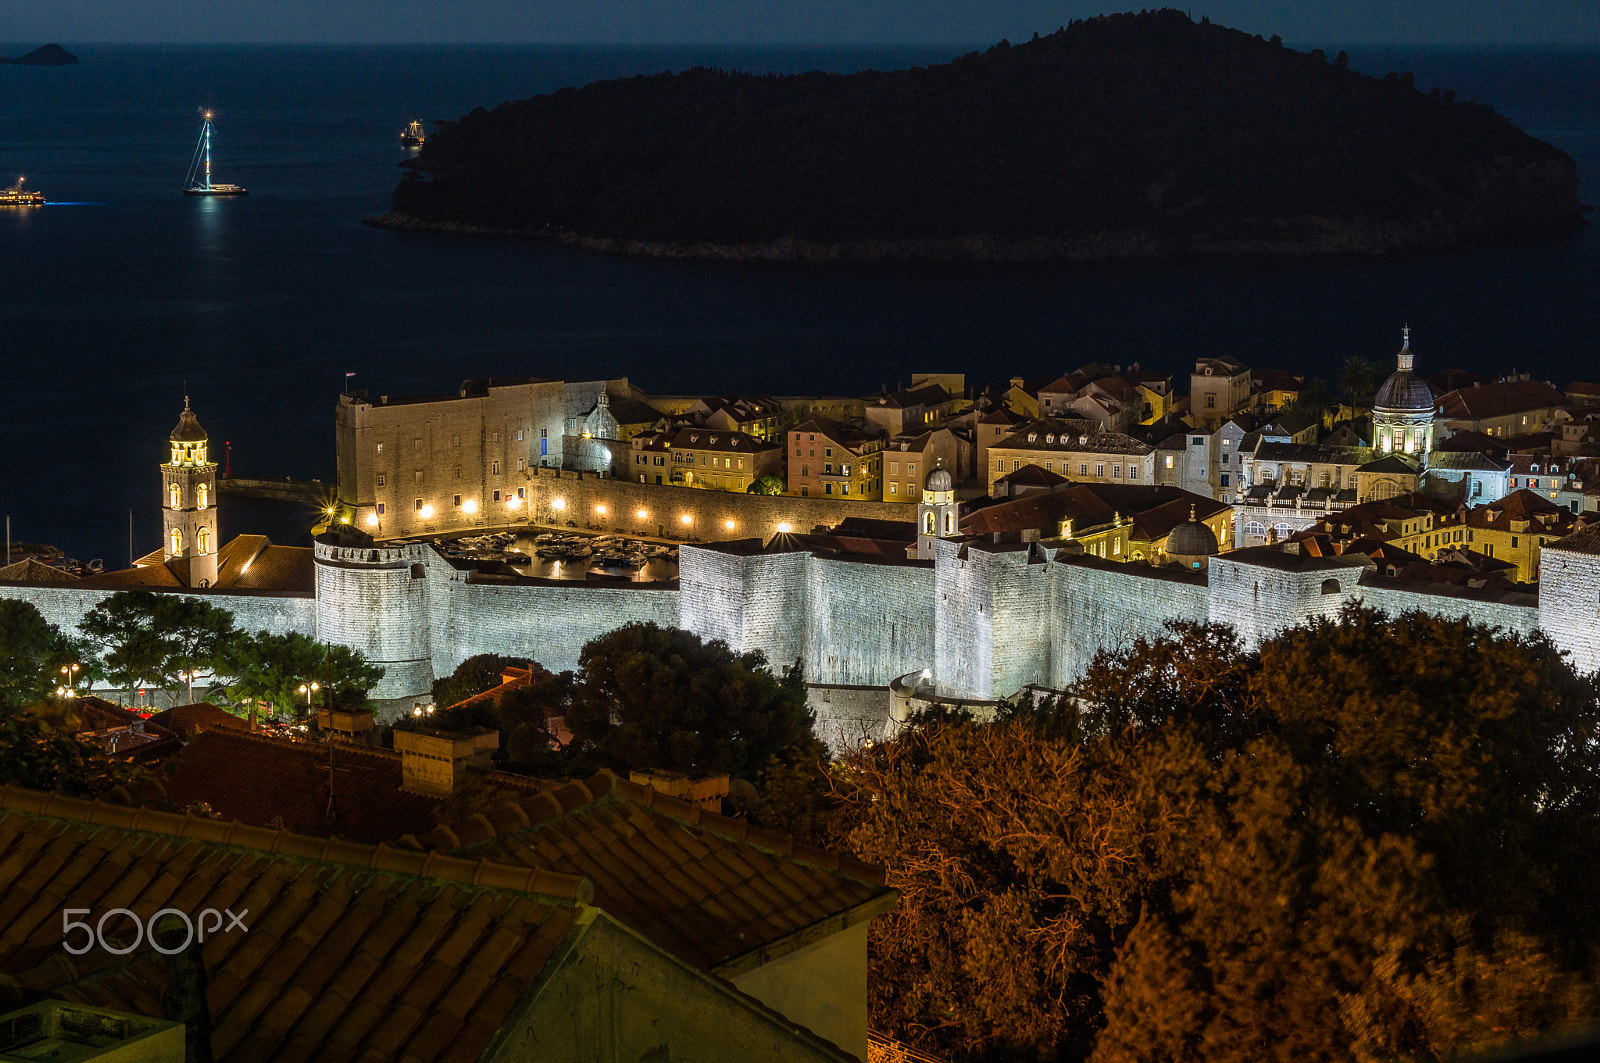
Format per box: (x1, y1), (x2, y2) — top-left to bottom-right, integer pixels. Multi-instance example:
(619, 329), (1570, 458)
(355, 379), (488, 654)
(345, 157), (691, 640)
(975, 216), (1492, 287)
(430, 577), (680, 679)
(314, 540), (436, 699)
(1048, 560), (1208, 687)
(1357, 583), (1541, 636)
(988, 545), (1055, 696)
(520, 467), (914, 544)
(1206, 555), (1366, 650)
(678, 545), (808, 671)
(1537, 545), (1600, 675)
(933, 539), (996, 700)
(803, 557), (934, 687)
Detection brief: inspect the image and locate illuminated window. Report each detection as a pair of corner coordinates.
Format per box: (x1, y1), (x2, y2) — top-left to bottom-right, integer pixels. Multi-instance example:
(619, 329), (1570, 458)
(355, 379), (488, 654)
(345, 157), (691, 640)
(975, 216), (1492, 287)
(197, 527), (210, 553)
(170, 484), (181, 509)
(197, 484), (208, 509)
(170, 528), (183, 554)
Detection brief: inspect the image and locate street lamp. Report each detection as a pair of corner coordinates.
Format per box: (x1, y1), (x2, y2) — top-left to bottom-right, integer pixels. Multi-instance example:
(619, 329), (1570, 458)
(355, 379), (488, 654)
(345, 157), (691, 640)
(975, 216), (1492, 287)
(60, 663), (79, 691)
(298, 682), (319, 714)
(178, 670), (196, 704)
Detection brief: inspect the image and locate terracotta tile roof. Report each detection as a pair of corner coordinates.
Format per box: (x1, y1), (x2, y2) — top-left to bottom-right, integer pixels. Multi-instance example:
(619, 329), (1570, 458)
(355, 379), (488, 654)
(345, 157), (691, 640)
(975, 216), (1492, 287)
(0, 557), (82, 583)
(71, 537), (313, 594)
(145, 702), (254, 740)
(995, 464), (1069, 490)
(1546, 526), (1600, 556)
(0, 785), (588, 1063)
(1436, 380), (1568, 421)
(407, 770), (893, 976)
(1127, 496), (1232, 543)
(789, 418), (877, 450)
(997, 420), (1152, 455)
(870, 384), (949, 410)
(158, 730), (446, 844)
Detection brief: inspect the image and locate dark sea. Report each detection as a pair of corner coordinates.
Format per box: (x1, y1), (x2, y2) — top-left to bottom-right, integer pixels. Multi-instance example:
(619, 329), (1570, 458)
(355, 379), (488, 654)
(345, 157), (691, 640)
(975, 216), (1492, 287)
(1, 43), (1597, 563)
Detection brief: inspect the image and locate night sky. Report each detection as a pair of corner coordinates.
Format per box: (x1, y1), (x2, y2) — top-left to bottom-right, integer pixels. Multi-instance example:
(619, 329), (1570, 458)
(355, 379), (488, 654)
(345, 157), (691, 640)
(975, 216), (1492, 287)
(12, 0), (1600, 45)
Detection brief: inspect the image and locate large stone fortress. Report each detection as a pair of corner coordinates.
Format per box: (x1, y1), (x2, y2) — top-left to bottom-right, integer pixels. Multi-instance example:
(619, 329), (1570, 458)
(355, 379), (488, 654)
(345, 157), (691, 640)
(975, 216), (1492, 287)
(6, 393), (1600, 736)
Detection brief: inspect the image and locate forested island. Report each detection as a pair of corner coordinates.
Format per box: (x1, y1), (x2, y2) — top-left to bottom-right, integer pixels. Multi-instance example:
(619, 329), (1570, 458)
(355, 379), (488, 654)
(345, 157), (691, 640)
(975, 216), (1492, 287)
(0, 44), (78, 66)
(373, 10), (1582, 263)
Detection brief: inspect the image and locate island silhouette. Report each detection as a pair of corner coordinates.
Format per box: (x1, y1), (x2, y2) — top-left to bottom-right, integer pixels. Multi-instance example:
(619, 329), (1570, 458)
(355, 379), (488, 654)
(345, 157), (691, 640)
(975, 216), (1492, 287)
(372, 10), (1581, 263)
(0, 44), (79, 66)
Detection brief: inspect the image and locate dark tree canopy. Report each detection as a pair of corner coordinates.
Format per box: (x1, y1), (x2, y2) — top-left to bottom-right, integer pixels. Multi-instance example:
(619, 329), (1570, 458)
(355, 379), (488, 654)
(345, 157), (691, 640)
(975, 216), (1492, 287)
(215, 631), (384, 719)
(562, 622), (814, 779)
(388, 9), (1578, 261)
(431, 652), (527, 710)
(78, 590), (238, 702)
(0, 598), (84, 710)
(835, 609), (1600, 1063)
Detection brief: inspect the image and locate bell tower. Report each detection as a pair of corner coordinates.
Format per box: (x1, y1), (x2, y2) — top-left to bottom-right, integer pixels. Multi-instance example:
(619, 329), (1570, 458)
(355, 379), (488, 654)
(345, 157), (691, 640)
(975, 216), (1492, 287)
(162, 397), (219, 587)
(916, 463), (960, 560)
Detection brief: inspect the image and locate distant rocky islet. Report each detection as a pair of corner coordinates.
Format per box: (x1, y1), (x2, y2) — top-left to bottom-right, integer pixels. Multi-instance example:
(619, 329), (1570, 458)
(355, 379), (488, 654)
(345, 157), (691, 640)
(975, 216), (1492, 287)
(372, 9), (1583, 264)
(0, 43), (78, 66)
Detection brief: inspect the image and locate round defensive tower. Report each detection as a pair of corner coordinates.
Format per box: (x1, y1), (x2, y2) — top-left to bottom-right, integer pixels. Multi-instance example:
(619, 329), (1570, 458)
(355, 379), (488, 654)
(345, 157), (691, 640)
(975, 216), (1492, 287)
(313, 529), (435, 700)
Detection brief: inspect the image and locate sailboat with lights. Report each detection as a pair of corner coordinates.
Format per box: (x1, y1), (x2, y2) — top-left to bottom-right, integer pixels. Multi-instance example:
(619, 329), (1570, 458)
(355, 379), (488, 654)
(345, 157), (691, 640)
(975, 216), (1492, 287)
(183, 111), (247, 197)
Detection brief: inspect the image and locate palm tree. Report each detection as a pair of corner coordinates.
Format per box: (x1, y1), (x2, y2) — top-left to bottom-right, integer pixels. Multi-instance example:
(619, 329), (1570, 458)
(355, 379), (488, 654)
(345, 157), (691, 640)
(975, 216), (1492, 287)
(1339, 356), (1383, 403)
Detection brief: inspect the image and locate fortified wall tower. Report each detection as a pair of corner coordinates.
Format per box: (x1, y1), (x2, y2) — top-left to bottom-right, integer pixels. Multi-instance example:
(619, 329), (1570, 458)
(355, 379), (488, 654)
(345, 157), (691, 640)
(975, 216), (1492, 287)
(313, 532), (435, 700)
(1538, 528), (1600, 675)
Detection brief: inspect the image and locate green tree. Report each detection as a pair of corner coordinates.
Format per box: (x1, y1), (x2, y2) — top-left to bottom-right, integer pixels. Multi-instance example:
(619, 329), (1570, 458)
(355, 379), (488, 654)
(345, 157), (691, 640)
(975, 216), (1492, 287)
(78, 590), (238, 702)
(562, 622), (814, 779)
(1339, 355), (1384, 404)
(0, 713), (131, 795)
(747, 473), (785, 495)
(215, 631), (384, 719)
(431, 652), (524, 709)
(0, 598), (72, 710)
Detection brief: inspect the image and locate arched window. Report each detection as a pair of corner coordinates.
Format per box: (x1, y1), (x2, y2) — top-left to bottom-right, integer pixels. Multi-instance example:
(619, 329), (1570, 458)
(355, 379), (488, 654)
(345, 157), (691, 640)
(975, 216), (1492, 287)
(197, 483), (208, 509)
(1273, 522), (1294, 541)
(170, 528), (183, 554)
(923, 511), (935, 535)
(1321, 578), (1341, 594)
(944, 511), (954, 534)
(197, 527), (210, 553)
(1244, 521), (1266, 537)
(169, 484), (181, 509)
(171, 444), (182, 465)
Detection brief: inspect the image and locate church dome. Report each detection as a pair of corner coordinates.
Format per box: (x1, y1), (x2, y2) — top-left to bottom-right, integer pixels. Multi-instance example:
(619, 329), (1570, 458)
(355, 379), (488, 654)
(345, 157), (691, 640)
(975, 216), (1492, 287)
(1373, 329), (1435, 412)
(925, 467), (953, 493)
(170, 398), (208, 442)
(1167, 506), (1219, 557)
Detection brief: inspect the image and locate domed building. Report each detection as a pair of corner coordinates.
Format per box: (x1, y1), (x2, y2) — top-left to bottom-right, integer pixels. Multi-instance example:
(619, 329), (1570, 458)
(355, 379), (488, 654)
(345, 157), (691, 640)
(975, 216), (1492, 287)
(1372, 326), (1436, 457)
(1165, 505), (1220, 570)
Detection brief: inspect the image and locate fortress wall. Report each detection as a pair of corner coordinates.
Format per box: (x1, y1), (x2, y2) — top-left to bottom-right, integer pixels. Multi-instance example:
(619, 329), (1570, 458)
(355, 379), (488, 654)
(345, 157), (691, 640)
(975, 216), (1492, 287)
(1538, 547), (1600, 675)
(988, 548), (1055, 695)
(677, 545), (807, 670)
(933, 540), (993, 700)
(0, 584), (316, 648)
(314, 540), (434, 699)
(432, 578), (679, 680)
(1049, 562), (1208, 687)
(1356, 584), (1540, 636)
(518, 467), (914, 545)
(1206, 557), (1363, 650)
(804, 557), (934, 688)
(806, 685), (892, 752)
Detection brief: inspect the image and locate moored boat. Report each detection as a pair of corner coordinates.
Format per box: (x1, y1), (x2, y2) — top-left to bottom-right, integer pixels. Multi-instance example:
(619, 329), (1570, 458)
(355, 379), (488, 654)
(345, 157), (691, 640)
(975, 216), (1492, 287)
(183, 111), (248, 197)
(0, 176), (45, 205)
(400, 119), (426, 147)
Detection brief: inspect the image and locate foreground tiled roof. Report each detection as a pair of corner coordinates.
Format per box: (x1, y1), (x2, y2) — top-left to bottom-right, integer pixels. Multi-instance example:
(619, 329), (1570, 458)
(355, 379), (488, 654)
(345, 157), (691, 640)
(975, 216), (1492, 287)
(407, 771), (892, 976)
(158, 730), (445, 844)
(146, 702), (253, 740)
(0, 785), (589, 1063)
(71, 536), (313, 594)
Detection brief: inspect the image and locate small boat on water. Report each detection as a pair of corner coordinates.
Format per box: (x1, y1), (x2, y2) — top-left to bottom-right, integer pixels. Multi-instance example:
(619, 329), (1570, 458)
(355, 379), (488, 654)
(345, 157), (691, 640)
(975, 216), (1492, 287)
(400, 119), (426, 147)
(183, 111), (247, 197)
(0, 176), (44, 206)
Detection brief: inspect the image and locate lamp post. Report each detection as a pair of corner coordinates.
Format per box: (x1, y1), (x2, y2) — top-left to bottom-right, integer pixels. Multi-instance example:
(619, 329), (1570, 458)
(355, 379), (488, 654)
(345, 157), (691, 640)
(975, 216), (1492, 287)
(59, 663), (79, 692)
(298, 682), (319, 717)
(178, 670), (196, 704)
